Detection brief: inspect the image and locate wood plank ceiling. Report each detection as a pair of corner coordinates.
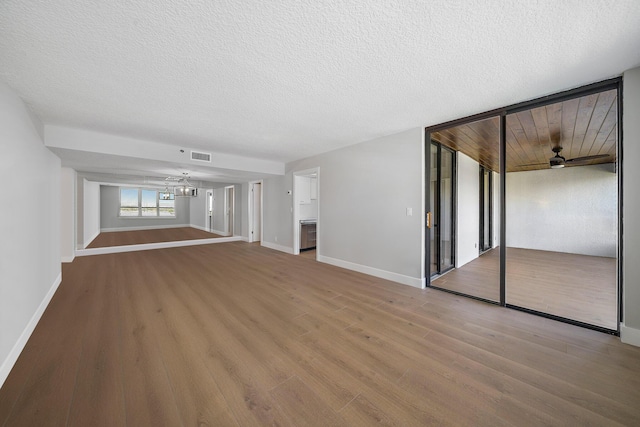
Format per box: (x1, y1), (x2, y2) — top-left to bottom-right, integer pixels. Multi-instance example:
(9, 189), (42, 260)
(431, 89), (618, 173)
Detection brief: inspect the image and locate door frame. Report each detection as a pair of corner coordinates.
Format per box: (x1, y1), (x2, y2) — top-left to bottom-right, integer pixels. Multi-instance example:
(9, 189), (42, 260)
(248, 180), (263, 243)
(224, 185), (235, 236)
(205, 189), (214, 232)
(424, 77), (622, 335)
(293, 167), (320, 256)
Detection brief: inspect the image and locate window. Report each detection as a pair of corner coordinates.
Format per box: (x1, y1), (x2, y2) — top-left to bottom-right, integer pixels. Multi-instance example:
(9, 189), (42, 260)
(119, 188), (175, 217)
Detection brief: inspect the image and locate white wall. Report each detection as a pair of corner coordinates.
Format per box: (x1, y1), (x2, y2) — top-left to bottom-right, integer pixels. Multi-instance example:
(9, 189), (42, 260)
(456, 152), (480, 268)
(0, 83), (62, 387)
(60, 168), (76, 262)
(623, 67), (640, 345)
(506, 164), (617, 257)
(264, 127), (425, 287)
(83, 179), (100, 247)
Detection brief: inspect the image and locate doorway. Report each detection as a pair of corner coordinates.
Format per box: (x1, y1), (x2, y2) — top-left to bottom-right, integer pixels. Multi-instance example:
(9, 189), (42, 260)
(429, 142), (456, 277)
(249, 181), (262, 243)
(425, 79), (620, 333)
(293, 168), (319, 256)
(206, 190), (213, 232)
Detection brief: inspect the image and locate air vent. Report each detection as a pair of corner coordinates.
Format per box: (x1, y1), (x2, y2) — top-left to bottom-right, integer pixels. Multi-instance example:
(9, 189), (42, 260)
(191, 150), (211, 163)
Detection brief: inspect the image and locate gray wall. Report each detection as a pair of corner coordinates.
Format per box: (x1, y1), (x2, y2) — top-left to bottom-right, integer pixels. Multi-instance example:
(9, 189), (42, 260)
(76, 177), (84, 246)
(263, 174), (290, 247)
(60, 167), (76, 261)
(240, 182), (250, 239)
(263, 127), (424, 284)
(0, 83), (61, 385)
(189, 188), (208, 230)
(100, 185), (191, 230)
(623, 67), (640, 339)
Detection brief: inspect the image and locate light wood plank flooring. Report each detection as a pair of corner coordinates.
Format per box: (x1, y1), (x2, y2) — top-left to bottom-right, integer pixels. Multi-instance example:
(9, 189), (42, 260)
(1, 242), (639, 426)
(86, 227), (226, 248)
(433, 247), (617, 329)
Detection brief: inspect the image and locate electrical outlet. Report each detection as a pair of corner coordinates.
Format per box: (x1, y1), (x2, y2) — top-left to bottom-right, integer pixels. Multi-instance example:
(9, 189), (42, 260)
(406, 207), (413, 216)
(275, 236), (278, 242)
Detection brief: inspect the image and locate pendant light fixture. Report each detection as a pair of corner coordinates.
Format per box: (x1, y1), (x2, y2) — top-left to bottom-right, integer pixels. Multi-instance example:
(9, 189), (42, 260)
(161, 178), (174, 200)
(174, 172), (198, 197)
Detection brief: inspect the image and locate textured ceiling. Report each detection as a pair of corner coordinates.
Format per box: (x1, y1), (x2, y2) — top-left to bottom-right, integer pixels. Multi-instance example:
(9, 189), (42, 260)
(1, 1), (640, 180)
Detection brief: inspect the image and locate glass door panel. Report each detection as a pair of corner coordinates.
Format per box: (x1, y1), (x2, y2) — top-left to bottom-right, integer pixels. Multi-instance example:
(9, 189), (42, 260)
(505, 90), (618, 330)
(429, 117), (500, 303)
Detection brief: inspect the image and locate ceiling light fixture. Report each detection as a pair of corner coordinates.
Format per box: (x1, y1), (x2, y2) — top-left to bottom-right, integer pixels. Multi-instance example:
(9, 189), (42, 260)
(174, 173), (198, 197)
(161, 179), (174, 200)
(162, 174), (197, 198)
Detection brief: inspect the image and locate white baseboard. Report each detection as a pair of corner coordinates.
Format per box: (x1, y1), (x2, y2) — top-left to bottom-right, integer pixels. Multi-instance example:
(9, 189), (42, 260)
(261, 241), (294, 254)
(210, 228), (230, 236)
(101, 224), (189, 233)
(0, 272), (62, 389)
(621, 323), (640, 347)
(317, 255), (424, 289)
(61, 255), (75, 263)
(75, 236), (243, 256)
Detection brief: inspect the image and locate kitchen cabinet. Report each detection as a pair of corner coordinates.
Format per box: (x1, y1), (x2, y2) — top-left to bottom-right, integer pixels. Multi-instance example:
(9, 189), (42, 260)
(310, 176), (317, 200)
(298, 176), (317, 205)
(300, 222), (316, 250)
(299, 176), (311, 204)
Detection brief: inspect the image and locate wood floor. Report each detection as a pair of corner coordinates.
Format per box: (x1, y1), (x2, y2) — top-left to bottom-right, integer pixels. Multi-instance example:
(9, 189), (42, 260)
(1, 242), (639, 426)
(432, 247), (617, 330)
(86, 227), (226, 248)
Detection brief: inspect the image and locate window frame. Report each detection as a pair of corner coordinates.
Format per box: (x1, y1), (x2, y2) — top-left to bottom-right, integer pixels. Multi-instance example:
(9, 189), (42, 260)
(118, 187), (176, 218)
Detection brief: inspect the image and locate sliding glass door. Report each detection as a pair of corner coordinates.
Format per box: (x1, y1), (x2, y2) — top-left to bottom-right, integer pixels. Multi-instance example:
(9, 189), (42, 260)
(425, 79), (620, 333)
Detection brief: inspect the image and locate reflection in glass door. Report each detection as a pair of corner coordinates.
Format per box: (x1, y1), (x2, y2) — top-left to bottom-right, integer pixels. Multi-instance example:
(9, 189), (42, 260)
(505, 88), (619, 331)
(430, 142), (455, 277)
(427, 116), (501, 303)
(479, 166), (492, 253)
(426, 80), (620, 333)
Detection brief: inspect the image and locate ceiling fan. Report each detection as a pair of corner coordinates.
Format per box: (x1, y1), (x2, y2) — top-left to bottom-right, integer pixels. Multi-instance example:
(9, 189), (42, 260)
(546, 146), (610, 169)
